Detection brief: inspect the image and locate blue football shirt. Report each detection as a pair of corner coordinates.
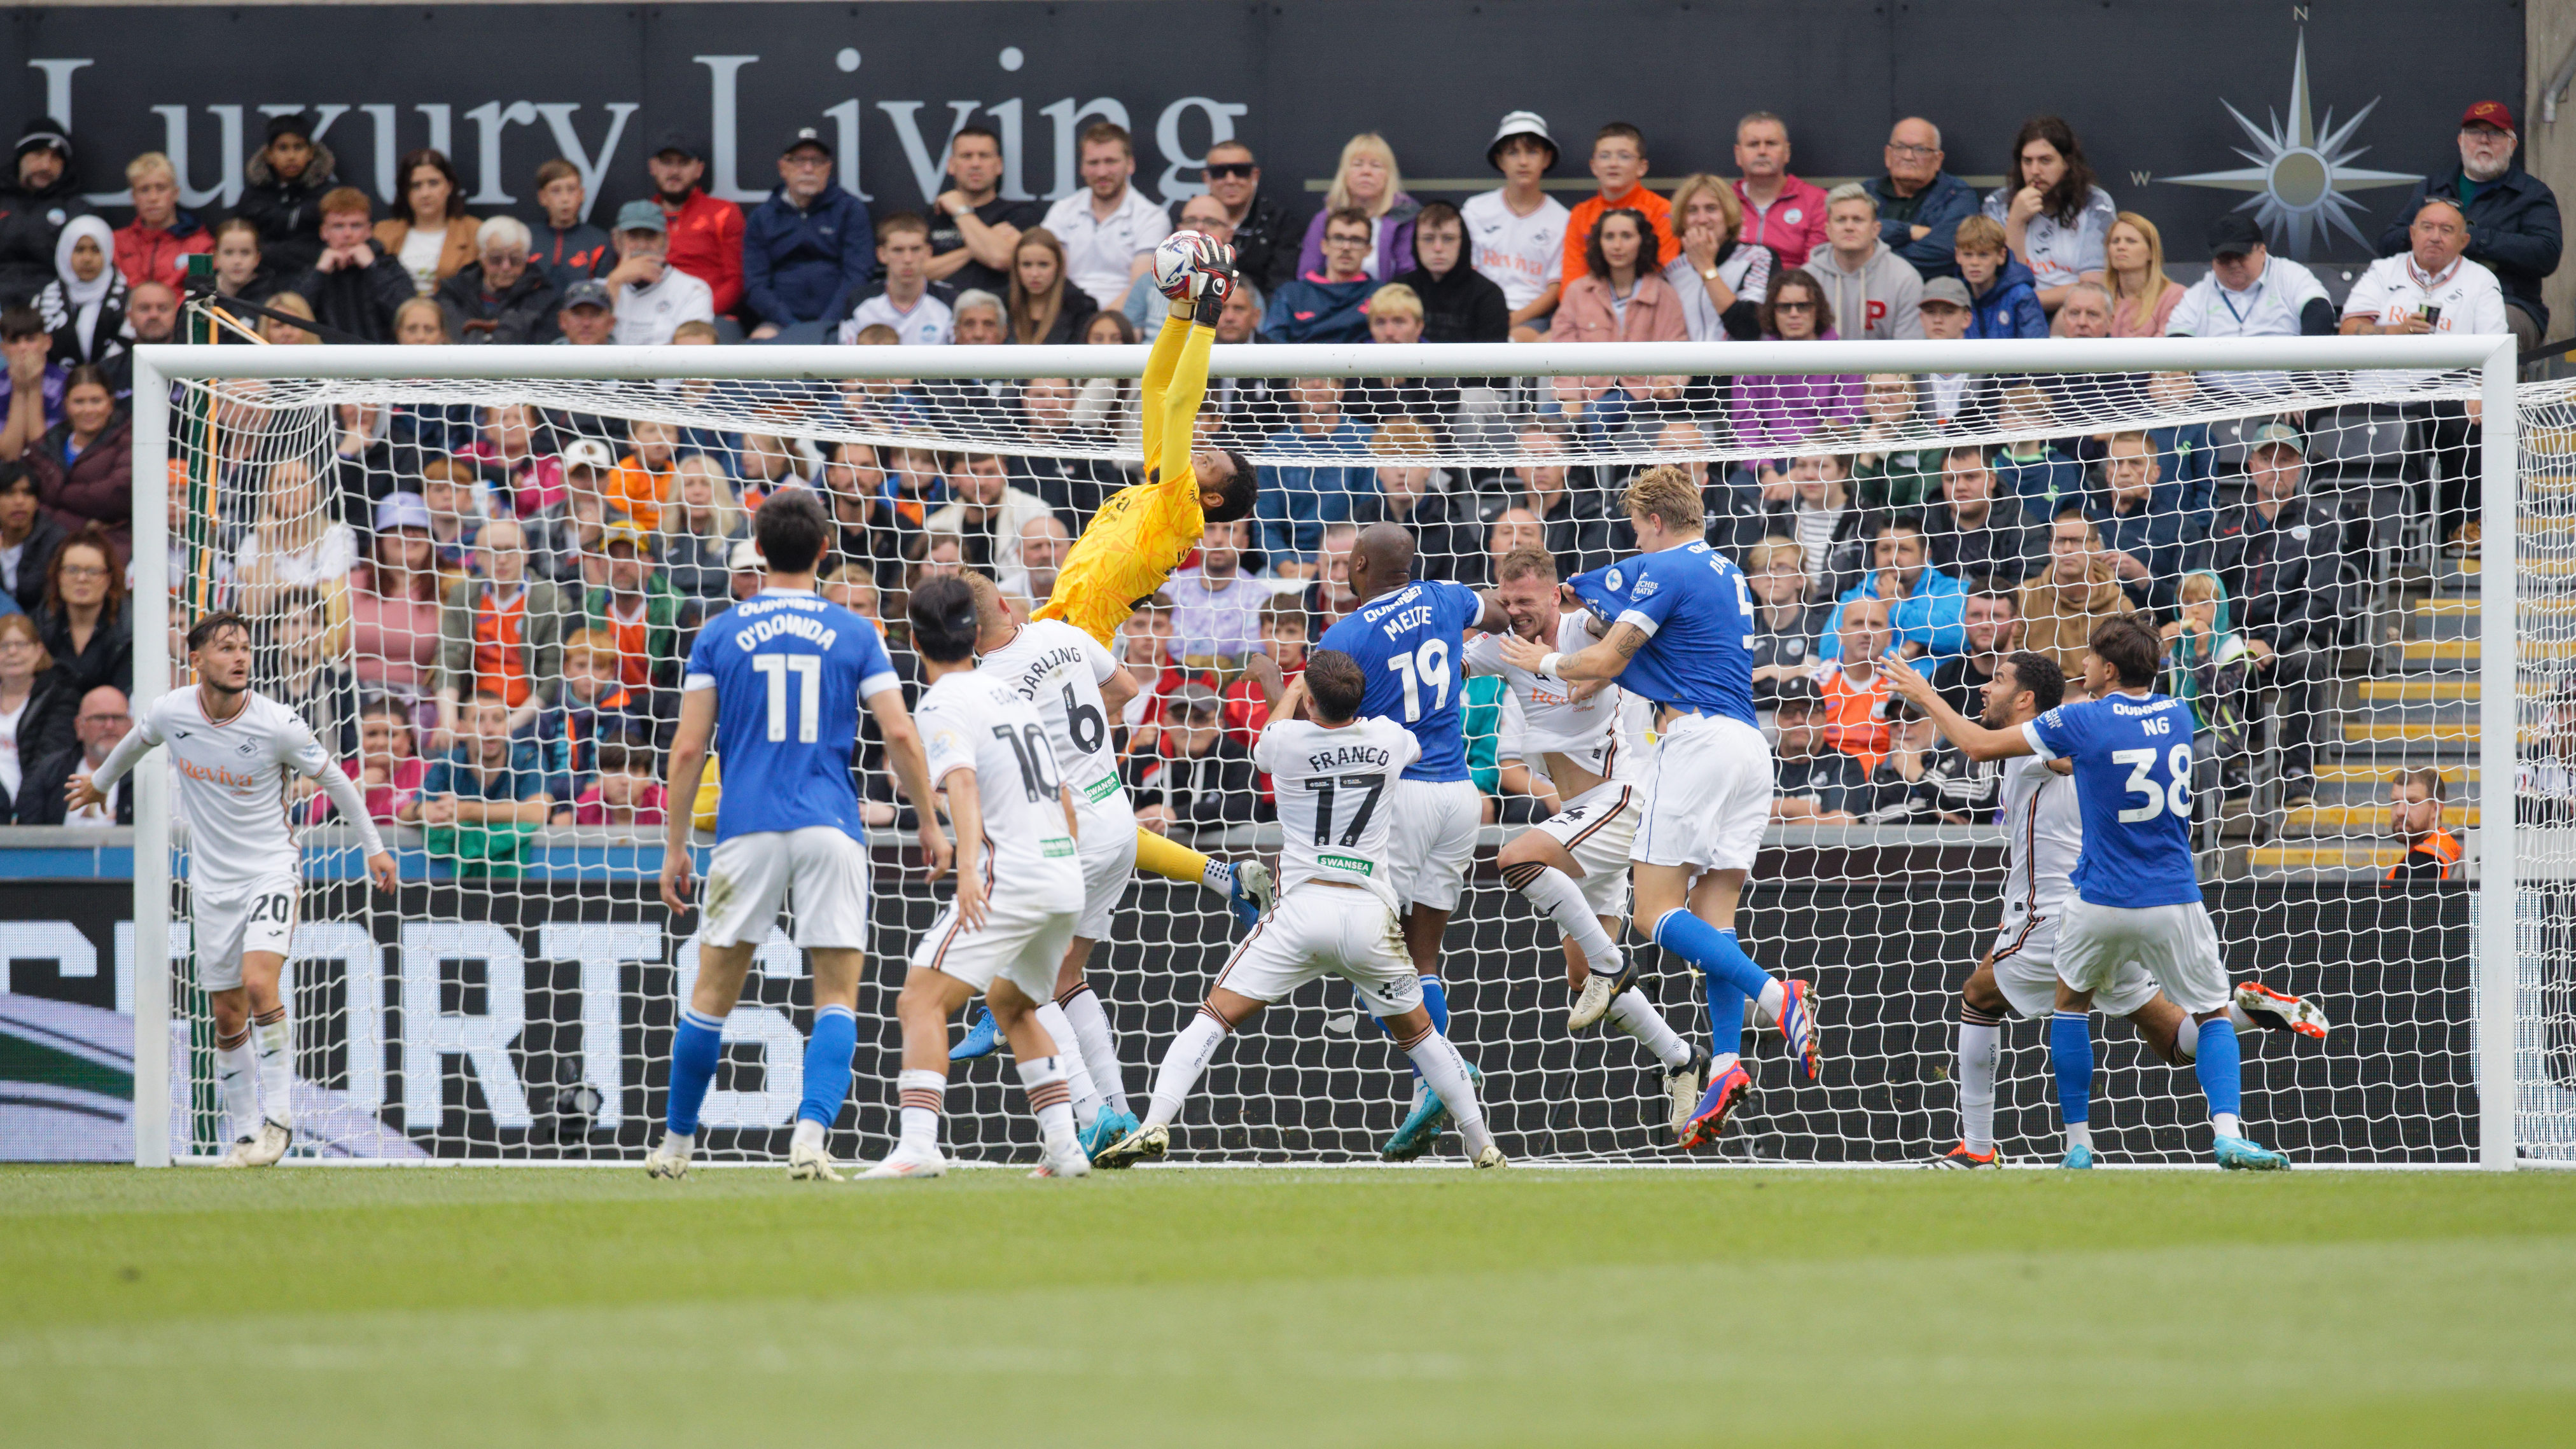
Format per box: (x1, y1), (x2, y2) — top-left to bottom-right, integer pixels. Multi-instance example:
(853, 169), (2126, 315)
(683, 588), (901, 842)
(1318, 579), (1484, 783)
(2023, 691), (2204, 908)
(1568, 543), (1758, 728)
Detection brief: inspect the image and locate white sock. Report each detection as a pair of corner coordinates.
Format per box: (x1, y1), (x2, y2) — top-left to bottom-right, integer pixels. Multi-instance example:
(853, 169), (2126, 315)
(2225, 1002), (2257, 1032)
(1958, 1015), (2000, 1154)
(1033, 1002), (1102, 1127)
(1753, 979), (1786, 1027)
(2064, 1120), (2094, 1150)
(1017, 1056), (1077, 1144)
(1145, 1011), (1229, 1130)
(662, 1128), (694, 1156)
(1515, 867), (1622, 973)
(1608, 989), (1693, 1069)
(2213, 1111), (2243, 1138)
(897, 1068), (945, 1152)
(252, 1006), (293, 1128)
(1402, 1029), (1494, 1157)
(791, 1118), (826, 1153)
(1201, 858), (1234, 894)
(1711, 1049), (1742, 1080)
(1059, 985), (1131, 1116)
(216, 1034), (259, 1139)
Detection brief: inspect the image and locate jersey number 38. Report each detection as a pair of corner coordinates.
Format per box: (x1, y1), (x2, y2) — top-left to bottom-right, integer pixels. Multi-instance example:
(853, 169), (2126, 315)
(2112, 744), (2194, 822)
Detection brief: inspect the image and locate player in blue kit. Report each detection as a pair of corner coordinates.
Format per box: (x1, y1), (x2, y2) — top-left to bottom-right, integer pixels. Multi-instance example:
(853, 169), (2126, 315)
(1500, 468), (1821, 1149)
(648, 489), (949, 1182)
(1318, 523), (1515, 1159)
(1883, 614), (2292, 1169)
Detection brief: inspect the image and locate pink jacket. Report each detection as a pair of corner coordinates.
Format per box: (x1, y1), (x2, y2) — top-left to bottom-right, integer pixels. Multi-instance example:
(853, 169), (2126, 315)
(1548, 271), (1688, 402)
(1733, 175), (1832, 268)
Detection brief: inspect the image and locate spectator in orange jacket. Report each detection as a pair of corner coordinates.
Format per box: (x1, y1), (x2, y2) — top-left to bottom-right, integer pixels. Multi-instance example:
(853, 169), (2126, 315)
(645, 132), (744, 318)
(1562, 122), (1676, 289)
(112, 152), (211, 292)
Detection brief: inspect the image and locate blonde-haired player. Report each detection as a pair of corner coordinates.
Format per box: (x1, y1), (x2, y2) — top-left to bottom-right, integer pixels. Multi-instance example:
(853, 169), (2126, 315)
(69, 611), (400, 1166)
(1033, 230), (1271, 926)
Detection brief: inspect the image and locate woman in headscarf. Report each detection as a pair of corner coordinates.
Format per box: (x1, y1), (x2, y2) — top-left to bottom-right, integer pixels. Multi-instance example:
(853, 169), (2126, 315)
(36, 216), (129, 368)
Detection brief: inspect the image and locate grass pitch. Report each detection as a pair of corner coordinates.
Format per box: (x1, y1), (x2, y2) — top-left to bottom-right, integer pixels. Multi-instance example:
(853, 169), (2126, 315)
(4, 1164), (2570, 1447)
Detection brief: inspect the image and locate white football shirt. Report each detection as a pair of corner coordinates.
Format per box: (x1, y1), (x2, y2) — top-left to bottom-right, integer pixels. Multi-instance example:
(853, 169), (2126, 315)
(1465, 610), (1641, 791)
(1998, 752), (2083, 924)
(916, 670), (1085, 912)
(612, 267), (716, 346)
(973, 618), (1134, 835)
(117, 688), (334, 893)
(2342, 252), (2510, 390)
(1040, 185), (1174, 310)
(1254, 716), (1420, 912)
(1462, 189), (1570, 309)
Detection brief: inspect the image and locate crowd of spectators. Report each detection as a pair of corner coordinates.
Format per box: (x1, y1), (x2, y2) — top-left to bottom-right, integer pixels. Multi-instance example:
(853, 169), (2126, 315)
(0, 94), (2549, 840)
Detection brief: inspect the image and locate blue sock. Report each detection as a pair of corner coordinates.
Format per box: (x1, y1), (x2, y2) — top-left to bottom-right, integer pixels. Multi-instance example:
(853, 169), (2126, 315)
(1651, 911), (1773, 1001)
(667, 1007), (726, 1138)
(1419, 976), (1449, 1036)
(1702, 973), (1748, 1062)
(2049, 1011), (2092, 1139)
(2194, 1017), (2243, 1122)
(798, 1004), (858, 1129)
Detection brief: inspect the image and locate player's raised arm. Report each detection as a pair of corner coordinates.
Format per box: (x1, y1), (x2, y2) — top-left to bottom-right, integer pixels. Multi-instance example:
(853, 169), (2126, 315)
(1883, 655), (2034, 761)
(1498, 620), (1646, 684)
(658, 685), (718, 914)
(866, 686), (954, 882)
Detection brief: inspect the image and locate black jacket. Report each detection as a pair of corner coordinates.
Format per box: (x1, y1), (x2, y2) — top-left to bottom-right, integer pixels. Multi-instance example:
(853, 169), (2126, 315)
(436, 262), (560, 345)
(0, 174), (85, 309)
(2375, 159), (2563, 330)
(232, 142), (341, 275)
(36, 601), (131, 698)
(1923, 496), (2049, 587)
(293, 252), (415, 344)
(1389, 261), (1509, 343)
(1349, 478), (1476, 581)
(2210, 494), (2342, 650)
(18, 743), (124, 824)
(0, 670), (78, 821)
(3, 512), (67, 615)
(1217, 193), (1304, 302)
(1126, 733), (1264, 826)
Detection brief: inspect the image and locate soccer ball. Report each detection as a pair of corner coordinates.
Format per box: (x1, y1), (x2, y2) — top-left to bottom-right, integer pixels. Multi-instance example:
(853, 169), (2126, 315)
(1153, 230), (1219, 301)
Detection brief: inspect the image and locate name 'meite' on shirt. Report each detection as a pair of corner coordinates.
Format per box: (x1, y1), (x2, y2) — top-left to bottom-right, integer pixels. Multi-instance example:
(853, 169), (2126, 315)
(1568, 541), (1759, 728)
(2022, 691), (2205, 909)
(683, 587), (900, 843)
(1318, 579), (1485, 784)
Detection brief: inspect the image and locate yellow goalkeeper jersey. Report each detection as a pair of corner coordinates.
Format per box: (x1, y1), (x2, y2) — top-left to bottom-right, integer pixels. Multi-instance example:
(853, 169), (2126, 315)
(1034, 314), (1218, 645)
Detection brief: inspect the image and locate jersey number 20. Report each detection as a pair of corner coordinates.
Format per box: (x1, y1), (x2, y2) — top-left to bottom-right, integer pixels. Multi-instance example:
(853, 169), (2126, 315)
(751, 654), (821, 742)
(2112, 744), (2193, 822)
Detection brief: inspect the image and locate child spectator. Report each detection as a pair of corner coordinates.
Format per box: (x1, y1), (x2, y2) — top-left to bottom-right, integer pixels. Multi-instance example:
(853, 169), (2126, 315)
(1390, 201), (1509, 343)
(1954, 215), (2046, 339)
(1564, 122), (1676, 290)
(535, 628), (647, 803)
(234, 111), (337, 275)
(419, 458), (488, 572)
(305, 698), (427, 826)
(1987, 384), (2084, 516)
(572, 735), (668, 827)
(530, 158), (612, 293)
(208, 218), (277, 316)
(1462, 113), (1568, 338)
(608, 419), (678, 532)
(1222, 597), (1308, 747)
(1126, 679), (1264, 833)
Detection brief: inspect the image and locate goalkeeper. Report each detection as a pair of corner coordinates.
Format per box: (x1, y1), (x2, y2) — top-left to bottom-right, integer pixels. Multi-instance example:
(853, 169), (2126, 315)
(1034, 233), (1270, 926)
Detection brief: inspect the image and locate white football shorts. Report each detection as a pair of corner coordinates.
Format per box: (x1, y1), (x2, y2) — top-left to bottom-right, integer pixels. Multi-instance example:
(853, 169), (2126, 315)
(700, 826), (872, 950)
(1073, 818), (1140, 943)
(1209, 884), (1422, 1016)
(1531, 780), (1638, 919)
(1989, 905), (2157, 1020)
(1631, 711), (1771, 873)
(190, 871), (301, 992)
(2054, 898), (2229, 1015)
(1387, 777), (1480, 913)
(912, 892), (1081, 1006)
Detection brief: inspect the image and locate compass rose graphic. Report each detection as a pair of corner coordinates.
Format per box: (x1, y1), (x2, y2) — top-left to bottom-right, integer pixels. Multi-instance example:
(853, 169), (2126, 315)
(2164, 27), (2419, 258)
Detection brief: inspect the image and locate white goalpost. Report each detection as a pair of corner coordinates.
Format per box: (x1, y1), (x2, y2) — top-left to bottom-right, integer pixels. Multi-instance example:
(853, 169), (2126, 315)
(124, 333), (2551, 1168)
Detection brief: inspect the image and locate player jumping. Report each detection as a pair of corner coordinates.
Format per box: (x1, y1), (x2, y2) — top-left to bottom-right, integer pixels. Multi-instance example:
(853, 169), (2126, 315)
(861, 578), (1094, 1181)
(1900, 649), (2327, 1168)
(1470, 544), (1708, 1139)
(1884, 616), (2296, 1170)
(1096, 649), (1505, 1169)
(1501, 467), (1821, 1150)
(651, 490), (947, 1181)
(1031, 229), (1271, 928)
(69, 611), (400, 1167)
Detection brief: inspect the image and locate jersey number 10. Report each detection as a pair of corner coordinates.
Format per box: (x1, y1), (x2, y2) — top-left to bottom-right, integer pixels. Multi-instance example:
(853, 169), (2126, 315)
(751, 654), (822, 742)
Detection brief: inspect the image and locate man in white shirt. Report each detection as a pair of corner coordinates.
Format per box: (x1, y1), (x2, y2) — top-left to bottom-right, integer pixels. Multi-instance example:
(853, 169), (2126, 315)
(1040, 121), (1173, 310)
(1461, 111), (1570, 339)
(2342, 196), (2512, 553)
(603, 200), (716, 346)
(2163, 213), (2333, 396)
(839, 214), (953, 345)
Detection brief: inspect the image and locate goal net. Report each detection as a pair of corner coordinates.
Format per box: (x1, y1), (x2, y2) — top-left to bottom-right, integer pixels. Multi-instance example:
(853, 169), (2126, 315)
(128, 333), (2558, 1167)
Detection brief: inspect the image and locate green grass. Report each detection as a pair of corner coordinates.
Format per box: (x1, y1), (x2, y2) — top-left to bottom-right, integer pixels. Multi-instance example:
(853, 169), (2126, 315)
(4, 1165), (2571, 1447)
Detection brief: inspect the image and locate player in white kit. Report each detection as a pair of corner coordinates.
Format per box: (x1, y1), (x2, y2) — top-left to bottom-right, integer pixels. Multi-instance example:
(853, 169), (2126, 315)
(1096, 649), (1505, 1168)
(1918, 651), (2327, 1167)
(69, 611), (398, 1167)
(863, 578), (1094, 1180)
(954, 573), (1146, 1157)
(1470, 544), (1708, 1139)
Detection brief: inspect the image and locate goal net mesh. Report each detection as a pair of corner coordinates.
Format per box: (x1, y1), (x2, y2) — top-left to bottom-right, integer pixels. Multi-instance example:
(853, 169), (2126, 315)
(147, 343), (2563, 1165)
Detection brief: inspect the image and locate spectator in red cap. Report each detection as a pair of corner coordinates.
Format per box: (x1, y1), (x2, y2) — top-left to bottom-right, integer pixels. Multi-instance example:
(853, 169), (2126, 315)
(2374, 100), (2560, 352)
(645, 132), (745, 321)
